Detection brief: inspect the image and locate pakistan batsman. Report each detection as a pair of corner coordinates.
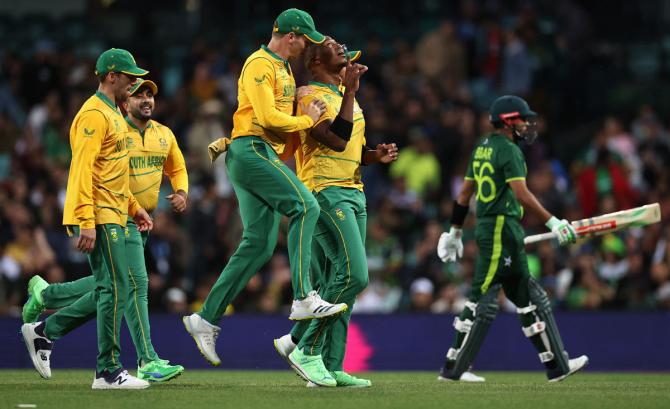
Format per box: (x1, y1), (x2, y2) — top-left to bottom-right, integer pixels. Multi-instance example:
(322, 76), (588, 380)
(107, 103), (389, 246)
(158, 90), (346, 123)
(183, 8), (347, 367)
(436, 95), (588, 382)
(273, 41), (398, 387)
(22, 79), (187, 382)
(20, 48), (154, 389)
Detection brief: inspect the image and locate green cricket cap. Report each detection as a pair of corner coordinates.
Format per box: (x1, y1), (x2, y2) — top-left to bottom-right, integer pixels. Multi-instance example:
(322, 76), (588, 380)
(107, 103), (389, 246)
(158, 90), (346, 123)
(129, 79), (158, 96)
(273, 8), (325, 44)
(347, 50), (362, 62)
(95, 48), (149, 77)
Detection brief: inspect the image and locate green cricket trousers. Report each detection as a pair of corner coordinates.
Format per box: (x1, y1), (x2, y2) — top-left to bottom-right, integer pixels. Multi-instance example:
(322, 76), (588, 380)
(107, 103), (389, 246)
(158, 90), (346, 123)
(290, 187), (369, 370)
(41, 220), (158, 365)
(199, 136), (319, 324)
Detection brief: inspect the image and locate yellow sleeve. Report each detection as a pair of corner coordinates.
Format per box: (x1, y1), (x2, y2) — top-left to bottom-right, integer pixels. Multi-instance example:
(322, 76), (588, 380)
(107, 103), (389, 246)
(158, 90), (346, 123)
(242, 58), (314, 132)
(128, 193), (141, 217)
(163, 129), (189, 194)
(297, 91), (336, 128)
(71, 110), (105, 229)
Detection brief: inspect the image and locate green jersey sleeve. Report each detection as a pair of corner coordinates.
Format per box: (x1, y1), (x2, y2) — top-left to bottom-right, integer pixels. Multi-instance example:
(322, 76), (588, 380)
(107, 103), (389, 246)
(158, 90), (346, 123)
(465, 152), (475, 181)
(502, 144), (526, 182)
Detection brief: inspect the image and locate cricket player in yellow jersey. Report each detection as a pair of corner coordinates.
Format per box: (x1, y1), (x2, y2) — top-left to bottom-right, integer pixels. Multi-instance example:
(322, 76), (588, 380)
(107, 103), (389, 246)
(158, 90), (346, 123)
(20, 48), (155, 389)
(183, 9), (348, 367)
(22, 79), (187, 382)
(273, 40), (398, 387)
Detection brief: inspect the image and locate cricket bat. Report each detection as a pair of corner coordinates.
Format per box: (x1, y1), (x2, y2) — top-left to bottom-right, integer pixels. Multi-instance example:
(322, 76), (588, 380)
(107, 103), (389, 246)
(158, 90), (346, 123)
(524, 203), (661, 245)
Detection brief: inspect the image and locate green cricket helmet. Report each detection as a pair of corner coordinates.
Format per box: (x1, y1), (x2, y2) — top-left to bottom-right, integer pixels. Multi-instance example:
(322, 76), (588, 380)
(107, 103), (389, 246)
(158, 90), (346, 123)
(489, 95), (539, 144)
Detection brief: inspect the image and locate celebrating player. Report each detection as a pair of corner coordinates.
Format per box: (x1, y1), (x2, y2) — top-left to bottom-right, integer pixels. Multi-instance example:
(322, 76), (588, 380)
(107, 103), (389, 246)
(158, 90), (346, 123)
(20, 48), (154, 389)
(183, 8), (348, 367)
(436, 95), (588, 382)
(22, 79), (187, 383)
(273, 40), (398, 387)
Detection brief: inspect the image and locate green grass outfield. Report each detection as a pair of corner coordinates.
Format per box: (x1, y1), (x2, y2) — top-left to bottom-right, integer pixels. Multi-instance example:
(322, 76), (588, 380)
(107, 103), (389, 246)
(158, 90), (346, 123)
(1, 370), (669, 409)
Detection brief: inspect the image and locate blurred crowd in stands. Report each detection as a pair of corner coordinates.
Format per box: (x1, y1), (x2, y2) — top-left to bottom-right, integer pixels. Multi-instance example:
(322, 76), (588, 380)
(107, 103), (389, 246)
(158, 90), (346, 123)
(1, 0), (669, 317)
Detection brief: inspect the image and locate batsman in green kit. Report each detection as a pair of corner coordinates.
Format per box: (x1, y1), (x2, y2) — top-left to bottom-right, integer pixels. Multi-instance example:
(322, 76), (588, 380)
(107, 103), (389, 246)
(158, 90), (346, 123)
(436, 95), (589, 383)
(271, 39), (397, 387)
(22, 78), (187, 383)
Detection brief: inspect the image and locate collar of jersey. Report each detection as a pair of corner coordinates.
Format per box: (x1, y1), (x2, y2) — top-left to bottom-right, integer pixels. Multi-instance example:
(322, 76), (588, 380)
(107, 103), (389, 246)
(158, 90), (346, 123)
(95, 91), (119, 112)
(308, 81), (342, 96)
(125, 115), (152, 136)
(261, 45), (290, 70)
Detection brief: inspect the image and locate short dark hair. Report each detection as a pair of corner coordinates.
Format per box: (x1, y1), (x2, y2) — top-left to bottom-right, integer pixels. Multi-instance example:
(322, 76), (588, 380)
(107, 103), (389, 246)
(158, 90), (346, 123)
(303, 42), (322, 71)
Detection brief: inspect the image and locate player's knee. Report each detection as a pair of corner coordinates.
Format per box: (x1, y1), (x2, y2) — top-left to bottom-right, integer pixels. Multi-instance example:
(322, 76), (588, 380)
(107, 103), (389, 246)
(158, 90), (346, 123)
(299, 195), (319, 219)
(350, 272), (369, 293)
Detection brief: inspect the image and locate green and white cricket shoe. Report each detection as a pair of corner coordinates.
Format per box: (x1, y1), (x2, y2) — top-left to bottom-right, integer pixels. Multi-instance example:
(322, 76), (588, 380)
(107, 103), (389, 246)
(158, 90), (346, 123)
(307, 371), (372, 388)
(289, 291), (348, 321)
(22, 275), (49, 323)
(137, 359), (184, 382)
(182, 313), (221, 366)
(329, 371), (372, 387)
(287, 348), (336, 387)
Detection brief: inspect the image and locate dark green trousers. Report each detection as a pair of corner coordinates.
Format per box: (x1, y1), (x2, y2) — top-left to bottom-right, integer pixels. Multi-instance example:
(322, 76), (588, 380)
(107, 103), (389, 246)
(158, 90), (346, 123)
(291, 187), (369, 370)
(43, 224), (129, 373)
(41, 221), (157, 365)
(199, 137), (319, 324)
(450, 216), (533, 350)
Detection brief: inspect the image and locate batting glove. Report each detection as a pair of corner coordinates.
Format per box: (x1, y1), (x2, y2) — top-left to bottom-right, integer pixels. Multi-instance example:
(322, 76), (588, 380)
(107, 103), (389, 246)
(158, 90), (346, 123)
(546, 216), (577, 246)
(437, 227), (464, 262)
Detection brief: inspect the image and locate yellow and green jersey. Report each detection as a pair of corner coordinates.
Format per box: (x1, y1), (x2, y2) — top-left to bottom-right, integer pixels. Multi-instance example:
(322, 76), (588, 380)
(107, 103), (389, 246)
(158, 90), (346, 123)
(295, 82), (366, 192)
(465, 133), (527, 219)
(125, 117), (188, 213)
(63, 91), (141, 229)
(231, 45), (314, 155)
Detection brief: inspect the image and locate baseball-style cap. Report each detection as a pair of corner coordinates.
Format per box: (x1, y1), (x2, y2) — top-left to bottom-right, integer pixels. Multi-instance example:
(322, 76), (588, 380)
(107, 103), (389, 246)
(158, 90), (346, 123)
(129, 79), (158, 96)
(347, 50), (362, 62)
(95, 48), (149, 77)
(273, 8), (325, 44)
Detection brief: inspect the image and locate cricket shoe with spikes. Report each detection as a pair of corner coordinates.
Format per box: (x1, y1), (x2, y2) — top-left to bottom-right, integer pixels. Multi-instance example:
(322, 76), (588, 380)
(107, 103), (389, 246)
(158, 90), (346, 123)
(182, 313), (221, 366)
(288, 348), (336, 387)
(289, 291), (348, 321)
(21, 321), (53, 379)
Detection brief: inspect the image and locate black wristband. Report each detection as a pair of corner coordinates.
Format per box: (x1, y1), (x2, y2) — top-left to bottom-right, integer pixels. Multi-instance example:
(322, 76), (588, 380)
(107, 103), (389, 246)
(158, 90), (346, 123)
(450, 201), (469, 226)
(360, 145), (374, 166)
(329, 116), (353, 141)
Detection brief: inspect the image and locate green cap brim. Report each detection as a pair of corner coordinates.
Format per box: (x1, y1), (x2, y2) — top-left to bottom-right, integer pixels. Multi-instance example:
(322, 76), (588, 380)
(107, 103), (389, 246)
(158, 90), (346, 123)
(347, 50), (362, 62)
(120, 67), (149, 77)
(304, 30), (325, 44)
(130, 79), (158, 96)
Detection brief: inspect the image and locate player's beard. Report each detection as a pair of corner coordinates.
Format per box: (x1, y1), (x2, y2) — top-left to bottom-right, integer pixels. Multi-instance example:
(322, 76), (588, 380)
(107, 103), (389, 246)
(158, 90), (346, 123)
(131, 104), (152, 121)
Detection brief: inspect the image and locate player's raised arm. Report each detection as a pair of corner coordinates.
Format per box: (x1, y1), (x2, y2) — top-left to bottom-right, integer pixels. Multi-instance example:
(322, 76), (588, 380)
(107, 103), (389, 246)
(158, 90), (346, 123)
(303, 43), (368, 152)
